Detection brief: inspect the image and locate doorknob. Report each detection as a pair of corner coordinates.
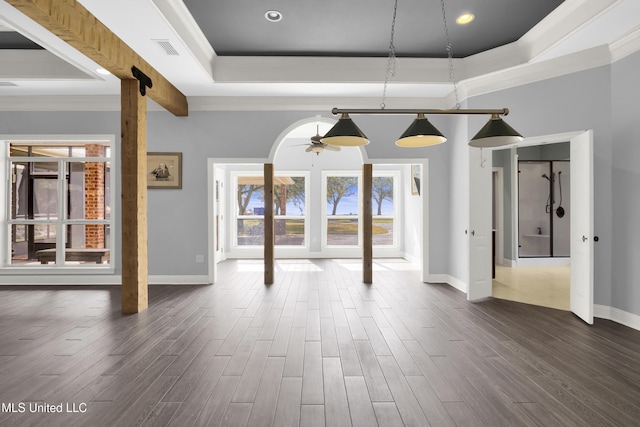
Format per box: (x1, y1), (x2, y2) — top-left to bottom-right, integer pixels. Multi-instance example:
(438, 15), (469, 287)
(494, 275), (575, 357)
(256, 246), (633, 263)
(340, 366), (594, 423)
(582, 235), (588, 242)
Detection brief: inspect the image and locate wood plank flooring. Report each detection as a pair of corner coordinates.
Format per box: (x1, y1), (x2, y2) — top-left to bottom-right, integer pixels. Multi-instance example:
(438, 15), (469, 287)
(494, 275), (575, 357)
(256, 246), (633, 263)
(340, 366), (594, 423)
(1, 258), (639, 426)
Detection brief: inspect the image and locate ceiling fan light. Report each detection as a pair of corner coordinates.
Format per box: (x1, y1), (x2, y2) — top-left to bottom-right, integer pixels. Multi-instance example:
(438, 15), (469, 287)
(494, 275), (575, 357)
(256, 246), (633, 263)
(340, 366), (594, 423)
(395, 113), (447, 147)
(469, 114), (524, 147)
(321, 114), (370, 146)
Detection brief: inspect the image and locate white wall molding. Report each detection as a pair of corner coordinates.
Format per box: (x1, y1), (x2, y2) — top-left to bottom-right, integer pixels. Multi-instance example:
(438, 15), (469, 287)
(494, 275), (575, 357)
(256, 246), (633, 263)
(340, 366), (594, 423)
(149, 275), (210, 285)
(594, 304), (640, 332)
(0, 275), (122, 285)
(610, 26), (640, 62)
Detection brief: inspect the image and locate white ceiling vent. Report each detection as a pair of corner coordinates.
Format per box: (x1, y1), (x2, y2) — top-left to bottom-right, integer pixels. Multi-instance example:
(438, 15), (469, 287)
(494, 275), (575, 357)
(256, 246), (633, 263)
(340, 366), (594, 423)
(0, 82), (18, 87)
(153, 39), (179, 56)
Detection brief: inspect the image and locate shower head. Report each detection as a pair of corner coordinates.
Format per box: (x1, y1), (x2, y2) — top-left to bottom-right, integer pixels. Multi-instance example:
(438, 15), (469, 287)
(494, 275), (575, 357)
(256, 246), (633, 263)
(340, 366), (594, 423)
(541, 174), (551, 181)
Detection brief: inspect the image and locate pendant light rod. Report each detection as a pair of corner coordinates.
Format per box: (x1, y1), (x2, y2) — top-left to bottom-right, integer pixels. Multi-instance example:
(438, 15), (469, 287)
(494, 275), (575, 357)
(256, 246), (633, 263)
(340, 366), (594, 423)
(332, 107), (510, 116)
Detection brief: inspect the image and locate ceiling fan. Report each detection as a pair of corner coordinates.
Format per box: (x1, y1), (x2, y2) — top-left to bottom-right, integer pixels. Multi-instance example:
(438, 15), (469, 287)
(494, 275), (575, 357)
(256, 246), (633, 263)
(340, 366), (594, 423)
(294, 126), (341, 155)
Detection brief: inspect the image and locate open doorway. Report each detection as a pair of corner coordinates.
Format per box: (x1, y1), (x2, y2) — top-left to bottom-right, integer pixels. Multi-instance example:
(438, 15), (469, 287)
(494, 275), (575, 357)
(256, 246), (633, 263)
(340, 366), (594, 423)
(208, 117), (429, 284)
(491, 143), (571, 310)
(470, 130), (594, 324)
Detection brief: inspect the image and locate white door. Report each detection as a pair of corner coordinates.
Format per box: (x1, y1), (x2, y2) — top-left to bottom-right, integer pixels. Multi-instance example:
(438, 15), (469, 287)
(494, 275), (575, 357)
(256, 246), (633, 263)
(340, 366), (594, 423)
(468, 147), (493, 300)
(570, 131), (594, 324)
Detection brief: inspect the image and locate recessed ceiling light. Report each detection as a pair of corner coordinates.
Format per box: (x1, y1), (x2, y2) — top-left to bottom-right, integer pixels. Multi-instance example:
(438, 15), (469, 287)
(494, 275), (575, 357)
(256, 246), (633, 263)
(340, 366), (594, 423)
(265, 10), (282, 22)
(456, 13), (475, 25)
(96, 68), (111, 76)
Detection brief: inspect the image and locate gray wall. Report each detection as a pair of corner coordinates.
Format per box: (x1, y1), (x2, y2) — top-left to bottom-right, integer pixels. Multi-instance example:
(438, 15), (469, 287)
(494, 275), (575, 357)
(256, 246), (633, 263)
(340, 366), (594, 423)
(467, 64), (614, 309)
(0, 109), (453, 277)
(611, 51), (640, 315)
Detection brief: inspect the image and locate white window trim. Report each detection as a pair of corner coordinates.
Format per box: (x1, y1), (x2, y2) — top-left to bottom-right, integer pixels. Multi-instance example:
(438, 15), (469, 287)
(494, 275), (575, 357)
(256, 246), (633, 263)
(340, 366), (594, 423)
(0, 135), (115, 273)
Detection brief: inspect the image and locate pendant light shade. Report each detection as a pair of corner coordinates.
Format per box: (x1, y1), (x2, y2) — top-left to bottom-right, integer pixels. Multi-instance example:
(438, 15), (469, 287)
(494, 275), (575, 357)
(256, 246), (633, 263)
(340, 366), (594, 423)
(321, 113), (370, 146)
(395, 113), (447, 147)
(469, 114), (524, 148)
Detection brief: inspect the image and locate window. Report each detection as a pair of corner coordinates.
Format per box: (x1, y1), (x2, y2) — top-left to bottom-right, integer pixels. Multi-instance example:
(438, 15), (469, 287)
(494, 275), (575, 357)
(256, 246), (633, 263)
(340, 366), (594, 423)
(235, 174), (265, 247)
(233, 172), (309, 250)
(274, 175), (307, 247)
(324, 174), (360, 246)
(8, 143), (112, 266)
(372, 174), (397, 247)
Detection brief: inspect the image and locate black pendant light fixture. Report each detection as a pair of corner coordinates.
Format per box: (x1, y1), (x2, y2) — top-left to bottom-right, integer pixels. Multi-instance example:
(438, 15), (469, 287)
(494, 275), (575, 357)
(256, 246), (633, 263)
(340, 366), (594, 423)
(323, 0), (524, 150)
(321, 113), (370, 146)
(396, 113), (447, 147)
(469, 113), (524, 147)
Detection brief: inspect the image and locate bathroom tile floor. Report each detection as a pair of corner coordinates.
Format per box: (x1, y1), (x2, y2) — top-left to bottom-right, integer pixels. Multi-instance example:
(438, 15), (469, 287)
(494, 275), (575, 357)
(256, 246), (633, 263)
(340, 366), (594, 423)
(492, 265), (570, 311)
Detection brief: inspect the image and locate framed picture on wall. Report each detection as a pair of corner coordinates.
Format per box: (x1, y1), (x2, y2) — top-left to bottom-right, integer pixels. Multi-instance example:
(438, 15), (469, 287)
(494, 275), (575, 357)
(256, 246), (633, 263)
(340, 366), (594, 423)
(147, 152), (182, 189)
(411, 164), (421, 196)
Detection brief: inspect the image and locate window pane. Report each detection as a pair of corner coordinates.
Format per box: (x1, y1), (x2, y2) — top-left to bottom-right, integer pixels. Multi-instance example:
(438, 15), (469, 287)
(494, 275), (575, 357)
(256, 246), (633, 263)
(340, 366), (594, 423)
(373, 218), (394, 246)
(372, 177), (394, 215)
(274, 176), (305, 216)
(10, 224), (29, 263)
(326, 176), (358, 215)
(66, 225), (110, 265)
(237, 219), (264, 246)
(275, 219), (304, 246)
(11, 163), (28, 220)
(327, 218), (358, 246)
(32, 162), (58, 175)
(237, 178), (265, 215)
(10, 224), (57, 265)
(68, 161), (108, 220)
(33, 179), (58, 219)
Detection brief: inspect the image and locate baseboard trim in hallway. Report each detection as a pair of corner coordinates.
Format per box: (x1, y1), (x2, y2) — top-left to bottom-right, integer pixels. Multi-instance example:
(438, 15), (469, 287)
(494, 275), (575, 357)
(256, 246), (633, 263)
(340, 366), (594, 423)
(595, 304), (640, 332)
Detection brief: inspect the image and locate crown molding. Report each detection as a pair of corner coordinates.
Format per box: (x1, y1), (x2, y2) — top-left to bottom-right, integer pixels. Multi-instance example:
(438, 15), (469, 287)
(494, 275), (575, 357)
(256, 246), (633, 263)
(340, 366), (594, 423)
(610, 25), (640, 62)
(0, 95), (121, 111)
(460, 45), (613, 100)
(521, 0), (618, 60)
(0, 50), (95, 80)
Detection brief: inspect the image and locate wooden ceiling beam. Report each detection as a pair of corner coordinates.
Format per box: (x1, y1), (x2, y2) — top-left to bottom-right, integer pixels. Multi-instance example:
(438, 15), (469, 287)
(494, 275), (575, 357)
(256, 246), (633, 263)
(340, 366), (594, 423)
(7, 0), (188, 116)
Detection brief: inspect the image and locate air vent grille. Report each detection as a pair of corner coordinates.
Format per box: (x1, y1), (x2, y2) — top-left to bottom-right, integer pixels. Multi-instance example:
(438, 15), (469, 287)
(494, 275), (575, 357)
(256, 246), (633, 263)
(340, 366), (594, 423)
(153, 39), (179, 56)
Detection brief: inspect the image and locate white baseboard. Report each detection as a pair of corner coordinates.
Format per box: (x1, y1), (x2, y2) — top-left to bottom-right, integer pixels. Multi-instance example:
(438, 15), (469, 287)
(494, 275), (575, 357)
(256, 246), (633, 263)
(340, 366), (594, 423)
(0, 275), (210, 286)
(149, 275), (210, 285)
(428, 274), (468, 294)
(0, 275), (122, 285)
(594, 304), (640, 332)
(401, 252), (420, 264)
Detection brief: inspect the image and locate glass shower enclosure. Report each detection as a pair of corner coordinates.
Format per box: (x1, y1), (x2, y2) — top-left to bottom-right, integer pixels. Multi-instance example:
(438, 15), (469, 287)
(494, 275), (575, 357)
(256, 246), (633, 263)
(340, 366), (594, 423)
(518, 161), (570, 257)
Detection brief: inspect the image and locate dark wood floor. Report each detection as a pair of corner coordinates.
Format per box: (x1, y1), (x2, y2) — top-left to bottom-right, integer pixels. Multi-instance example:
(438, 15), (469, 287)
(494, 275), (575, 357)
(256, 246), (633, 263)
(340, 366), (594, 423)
(1, 259), (639, 427)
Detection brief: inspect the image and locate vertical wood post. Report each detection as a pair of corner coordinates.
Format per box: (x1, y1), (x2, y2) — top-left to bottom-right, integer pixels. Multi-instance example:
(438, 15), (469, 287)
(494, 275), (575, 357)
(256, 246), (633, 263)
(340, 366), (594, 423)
(264, 164), (274, 284)
(121, 79), (148, 313)
(363, 164), (373, 284)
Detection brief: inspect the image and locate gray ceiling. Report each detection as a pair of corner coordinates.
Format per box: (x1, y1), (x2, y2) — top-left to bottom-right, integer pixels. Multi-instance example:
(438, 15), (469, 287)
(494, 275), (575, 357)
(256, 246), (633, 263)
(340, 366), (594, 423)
(183, 0), (564, 58)
(0, 32), (42, 49)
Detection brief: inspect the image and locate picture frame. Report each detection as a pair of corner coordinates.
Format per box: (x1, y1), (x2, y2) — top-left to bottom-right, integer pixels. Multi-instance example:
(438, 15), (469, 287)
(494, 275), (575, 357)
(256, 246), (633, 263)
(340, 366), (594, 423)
(411, 164), (421, 196)
(147, 152), (182, 189)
